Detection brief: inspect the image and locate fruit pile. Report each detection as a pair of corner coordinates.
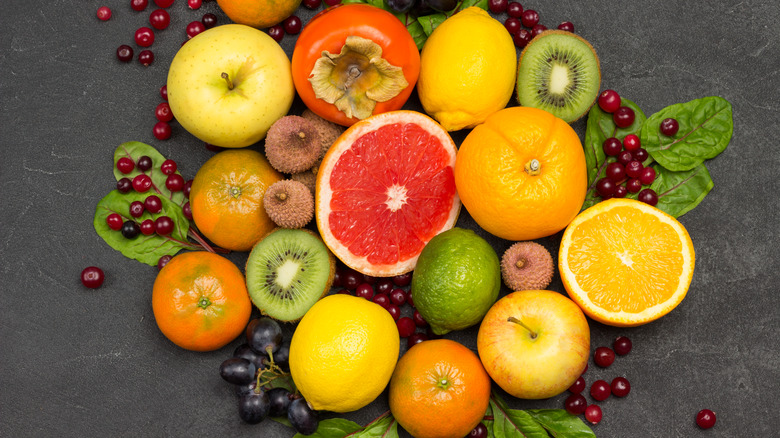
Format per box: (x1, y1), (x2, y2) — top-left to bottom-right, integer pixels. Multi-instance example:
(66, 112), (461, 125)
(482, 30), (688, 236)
(84, 0), (733, 435)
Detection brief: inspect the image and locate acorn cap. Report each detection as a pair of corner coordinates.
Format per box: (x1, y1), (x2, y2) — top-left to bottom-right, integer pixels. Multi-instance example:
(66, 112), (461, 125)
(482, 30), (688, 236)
(263, 180), (315, 229)
(265, 116), (322, 174)
(500, 241), (554, 291)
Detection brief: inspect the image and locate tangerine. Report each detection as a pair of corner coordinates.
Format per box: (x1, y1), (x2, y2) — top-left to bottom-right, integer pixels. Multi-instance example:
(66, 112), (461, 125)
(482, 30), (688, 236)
(216, 0), (302, 29)
(454, 106), (587, 241)
(189, 150), (283, 252)
(152, 251), (252, 352)
(389, 339), (491, 438)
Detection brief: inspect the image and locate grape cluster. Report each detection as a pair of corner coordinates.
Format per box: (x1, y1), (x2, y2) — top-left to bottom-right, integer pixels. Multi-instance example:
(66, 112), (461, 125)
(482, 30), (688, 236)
(219, 317), (319, 435)
(333, 265), (435, 349)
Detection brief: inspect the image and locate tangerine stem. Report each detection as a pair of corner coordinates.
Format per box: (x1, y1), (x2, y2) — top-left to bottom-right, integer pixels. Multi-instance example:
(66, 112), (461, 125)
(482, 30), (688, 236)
(507, 316), (537, 339)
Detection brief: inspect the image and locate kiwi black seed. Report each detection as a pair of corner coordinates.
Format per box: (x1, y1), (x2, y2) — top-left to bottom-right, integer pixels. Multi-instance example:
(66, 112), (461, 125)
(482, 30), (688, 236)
(245, 228), (335, 322)
(516, 30), (601, 123)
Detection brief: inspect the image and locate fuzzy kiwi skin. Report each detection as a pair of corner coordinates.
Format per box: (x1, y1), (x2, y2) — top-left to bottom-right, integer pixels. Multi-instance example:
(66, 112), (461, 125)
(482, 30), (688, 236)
(245, 228), (336, 323)
(516, 30), (601, 123)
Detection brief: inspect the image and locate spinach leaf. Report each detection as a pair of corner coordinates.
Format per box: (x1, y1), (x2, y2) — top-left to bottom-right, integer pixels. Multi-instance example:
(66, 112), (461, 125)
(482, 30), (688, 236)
(350, 414), (398, 437)
(651, 164), (714, 217)
(113, 141), (187, 207)
(640, 96), (733, 172)
(94, 190), (195, 266)
(417, 13), (447, 36)
(489, 396), (548, 438)
(583, 97), (647, 188)
(294, 413), (398, 438)
(525, 410), (596, 438)
(293, 418), (363, 438)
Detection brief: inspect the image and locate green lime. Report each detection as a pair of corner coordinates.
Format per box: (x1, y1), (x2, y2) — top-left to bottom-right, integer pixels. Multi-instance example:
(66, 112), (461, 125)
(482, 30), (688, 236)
(411, 227), (500, 335)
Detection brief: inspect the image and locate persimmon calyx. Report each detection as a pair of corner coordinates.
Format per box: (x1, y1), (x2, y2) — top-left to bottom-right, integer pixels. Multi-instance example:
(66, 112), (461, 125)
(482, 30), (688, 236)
(308, 35), (408, 120)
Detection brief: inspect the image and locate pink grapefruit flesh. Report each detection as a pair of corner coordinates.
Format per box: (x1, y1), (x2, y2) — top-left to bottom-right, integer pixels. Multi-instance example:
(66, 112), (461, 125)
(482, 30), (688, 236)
(316, 111), (460, 277)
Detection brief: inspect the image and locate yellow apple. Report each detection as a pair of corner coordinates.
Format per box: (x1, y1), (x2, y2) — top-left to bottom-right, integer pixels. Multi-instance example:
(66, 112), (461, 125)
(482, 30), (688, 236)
(167, 24), (294, 148)
(477, 290), (590, 399)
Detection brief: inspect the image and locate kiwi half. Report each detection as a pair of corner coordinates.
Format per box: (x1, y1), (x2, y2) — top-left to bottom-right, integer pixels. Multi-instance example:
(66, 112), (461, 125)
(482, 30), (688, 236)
(516, 30), (601, 123)
(246, 228), (335, 322)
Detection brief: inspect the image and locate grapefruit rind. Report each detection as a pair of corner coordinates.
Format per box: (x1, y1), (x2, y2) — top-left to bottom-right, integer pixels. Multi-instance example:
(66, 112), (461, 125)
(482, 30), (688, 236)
(559, 198), (695, 327)
(315, 110), (460, 277)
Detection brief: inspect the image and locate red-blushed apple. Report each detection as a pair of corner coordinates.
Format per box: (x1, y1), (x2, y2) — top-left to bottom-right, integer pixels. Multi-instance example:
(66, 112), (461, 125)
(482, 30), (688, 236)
(167, 24), (294, 148)
(477, 290), (590, 399)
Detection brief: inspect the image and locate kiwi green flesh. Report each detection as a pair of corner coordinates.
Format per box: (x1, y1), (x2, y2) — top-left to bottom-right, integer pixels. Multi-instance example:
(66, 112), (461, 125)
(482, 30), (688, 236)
(246, 228), (335, 322)
(517, 32), (601, 123)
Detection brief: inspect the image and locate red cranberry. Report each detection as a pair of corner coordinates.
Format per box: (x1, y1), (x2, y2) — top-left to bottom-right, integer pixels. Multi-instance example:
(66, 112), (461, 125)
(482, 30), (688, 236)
(617, 150), (634, 166)
(590, 379), (611, 401)
(155, 216), (174, 235)
(372, 293), (390, 308)
(623, 134), (641, 151)
(396, 317), (415, 338)
(661, 117), (680, 136)
(182, 202), (193, 220)
(97, 6), (112, 21)
(155, 102), (173, 122)
(626, 178), (642, 193)
(121, 221), (141, 239)
(154, 0), (174, 7)
(268, 25), (284, 42)
(188, 0), (202, 8)
(568, 376), (586, 394)
(406, 290), (414, 307)
(564, 394), (587, 415)
(132, 174), (153, 192)
(504, 17), (521, 35)
(160, 159), (177, 175)
(584, 405), (602, 425)
(596, 177), (617, 198)
(389, 288), (406, 306)
(106, 213), (124, 231)
(149, 9), (170, 30)
(183, 179), (193, 198)
(137, 156), (153, 172)
(521, 9), (539, 28)
(355, 283), (374, 300)
(513, 29), (532, 48)
(613, 106), (636, 128)
(488, 0), (508, 13)
(412, 310), (427, 327)
(117, 157), (135, 174)
(611, 377), (630, 397)
(602, 137), (622, 156)
(557, 21), (574, 32)
(324, 0), (341, 5)
(507, 1), (523, 17)
(302, 0), (322, 8)
(639, 166), (656, 185)
(131, 0), (149, 12)
(140, 219), (156, 235)
(186, 21), (206, 38)
(594, 347), (615, 367)
(160, 85), (168, 101)
(530, 24), (547, 37)
(407, 333), (428, 348)
(81, 267), (105, 289)
(144, 195), (162, 214)
(129, 201), (145, 218)
(605, 162), (626, 182)
(135, 27), (155, 47)
(637, 188), (658, 206)
(166, 174), (185, 192)
(386, 304), (401, 321)
(633, 148), (649, 162)
(116, 45), (134, 63)
(283, 16), (302, 35)
(376, 279), (393, 295)
(392, 272), (412, 287)
(468, 423), (488, 438)
(597, 89), (621, 113)
(201, 13), (217, 29)
(625, 160), (644, 179)
(157, 255), (173, 270)
(614, 184), (627, 198)
(362, 274), (377, 284)
(153, 121), (172, 140)
(138, 50), (154, 66)
(613, 336), (632, 355)
(696, 409), (716, 429)
(117, 178), (132, 194)
(342, 270), (361, 289)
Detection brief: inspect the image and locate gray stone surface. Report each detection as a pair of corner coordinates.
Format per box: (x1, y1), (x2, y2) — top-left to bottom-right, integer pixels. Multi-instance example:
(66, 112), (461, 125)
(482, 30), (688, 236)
(1, 1), (778, 436)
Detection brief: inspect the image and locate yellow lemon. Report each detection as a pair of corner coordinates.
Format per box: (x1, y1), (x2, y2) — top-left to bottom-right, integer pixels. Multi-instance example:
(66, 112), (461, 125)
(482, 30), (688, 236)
(288, 294), (400, 412)
(417, 7), (516, 131)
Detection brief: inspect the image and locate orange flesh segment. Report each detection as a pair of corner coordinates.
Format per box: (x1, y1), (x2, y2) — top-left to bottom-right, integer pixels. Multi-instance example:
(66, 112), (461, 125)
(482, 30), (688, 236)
(566, 208), (685, 313)
(328, 122), (456, 265)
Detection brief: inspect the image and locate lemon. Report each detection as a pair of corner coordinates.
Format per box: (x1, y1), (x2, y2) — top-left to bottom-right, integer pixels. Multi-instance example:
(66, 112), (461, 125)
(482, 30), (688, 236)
(288, 294), (400, 412)
(411, 228), (501, 335)
(417, 7), (517, 131)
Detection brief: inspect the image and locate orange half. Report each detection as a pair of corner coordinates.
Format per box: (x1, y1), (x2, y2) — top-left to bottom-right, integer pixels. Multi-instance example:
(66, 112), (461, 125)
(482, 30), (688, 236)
(559, 198), (695, 327)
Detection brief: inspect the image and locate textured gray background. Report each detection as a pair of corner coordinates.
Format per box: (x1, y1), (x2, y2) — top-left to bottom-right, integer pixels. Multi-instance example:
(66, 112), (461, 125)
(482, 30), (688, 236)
(1, 0), (778, 436)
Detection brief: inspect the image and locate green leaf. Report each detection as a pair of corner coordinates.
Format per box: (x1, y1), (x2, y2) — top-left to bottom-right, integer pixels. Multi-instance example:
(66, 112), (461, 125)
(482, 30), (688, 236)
(294, 418), (363, 438)
(525, 410), (596, 438)
(351, 414), (398, 437)
(489, 395), (548, 438)
(395, 12), (427, 50)
(651, 164), (714, 217)
(269, 416), (293, 427)
(640, 96), (733, 172)
(417, 13), (446, 36)
(113, 141), (187, 207)
(583, 97), (647, 188)
(93, 190), (194, 266)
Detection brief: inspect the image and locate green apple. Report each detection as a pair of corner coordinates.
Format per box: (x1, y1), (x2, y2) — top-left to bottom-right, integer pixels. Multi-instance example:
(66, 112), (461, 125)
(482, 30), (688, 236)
(477, 290), (590, 399)
(167, 24), (294, 148)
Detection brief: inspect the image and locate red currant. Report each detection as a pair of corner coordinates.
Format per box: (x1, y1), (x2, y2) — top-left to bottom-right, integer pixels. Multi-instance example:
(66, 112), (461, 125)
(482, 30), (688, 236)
(396, 317), (415, 338)
(342, 270), (361, 290)
(138, 50), (154, 66)
(376, 279), (393, 295)
(488, 0), (508, 14)
(137, 156), (153, 172)
(696, 409), (716, 429)
(117, 157), (135, 174)
(617, 150), (633, 165)
(521, 9), (539, 27)
(372, 293), (390, 308)
(639, 166), (656, 185)
(182, 202), (193, 220)
(405, 290), (414, 307)
(155, 102), (173, 122)
(81, 267), (105, 288)
(594, 346), (615, 367)
(613, 336), (632, 355)
(160, 85), (168, 101)
(605, 162), (626, 182)
(153, 121), (172, 140)
(160, 159), (177, 175)
(135, 27), (155, 47)
(166, 174), (185, 192)
(355, 283), (374, 299)
(584, 405), (602, 425)
(283, 16), (302, 35)
(117, 45), (134, 63)
(157, 255), (172, 270)
(637, 188), (658, 206)
(183, 179), (193, 198)
(467, 423), (488, 438)
(530, 24), (547, 37)
(129, 201), (145, 218)
(117, 178), (132, 193)
(625, 160), (644, 179)
(661, 118), (679, 136)
(144, 195), (162, 214)
(564, 393), (587, 415)
(202, 13), (217, 29)
(597, 89), (621, 113)
(596, 177), (617, 198)
(413, 310), (427, 327)
(590, 379), (611, 401)
(568, 376), (586, 394)
(626, 178), (642, 193)
(268, 25), (284, 42)
(149, 9), (170, 30)
(614, 184), (627, 198)
(155, 216), (174, 235)
(154, 0), (174, 7)
(187, 21), (206, 39)
(324, 0), (341, 5)
(602, 137), (622, 156)
(613, 106), (635, 128)
(106, 213), (123, 231)
(188, 0), (202, 9)
(389, 288), (406, 306)
(610, 377), (630, 397)
(140, 219), (156, 235)
(407, 333), (428, 348)
(623, 134), (640, 151)
(131, 0), (149, 12)
(97, 6), (112, 21)
(392, 272), (412, 287)
(386, 304), (401, 321)
(633, 148), (649, 162)
(513, 29), (532, 48)
(504, 17), (521, 35)
(132, 174), (153, 192)
(302, 0), (322, 8)
(557, 21), (574, 32)
(507, 2), (523, 18)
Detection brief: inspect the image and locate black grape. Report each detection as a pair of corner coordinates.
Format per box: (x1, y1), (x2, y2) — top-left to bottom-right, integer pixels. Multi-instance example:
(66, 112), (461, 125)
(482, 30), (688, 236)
(238, 391), (270, 424)
(246, 317), (283, 355)
(219, 358), (257, 385)
(288, 398), (319, 435)
(266, 387), (293, 417)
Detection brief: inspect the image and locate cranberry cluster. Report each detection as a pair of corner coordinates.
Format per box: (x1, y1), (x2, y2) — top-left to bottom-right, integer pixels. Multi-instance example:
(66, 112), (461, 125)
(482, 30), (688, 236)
(487, 0), (575, 48)
(332, 266), (435, 349)
(564, 336), (633, 425)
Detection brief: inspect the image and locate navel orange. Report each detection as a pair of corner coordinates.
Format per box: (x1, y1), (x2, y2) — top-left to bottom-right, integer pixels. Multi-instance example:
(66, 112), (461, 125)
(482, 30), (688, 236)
(389, 339), (491, 438)
(152, 251), (252, 352)
(454, 106), (587, 241)
(315, 110), (460, 277)
(559, 198), (696, 326)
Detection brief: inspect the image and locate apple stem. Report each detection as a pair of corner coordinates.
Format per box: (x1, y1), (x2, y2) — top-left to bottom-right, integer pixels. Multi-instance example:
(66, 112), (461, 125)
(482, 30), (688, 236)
(507, 316), (537, 339)
(221, 72), (234, 90)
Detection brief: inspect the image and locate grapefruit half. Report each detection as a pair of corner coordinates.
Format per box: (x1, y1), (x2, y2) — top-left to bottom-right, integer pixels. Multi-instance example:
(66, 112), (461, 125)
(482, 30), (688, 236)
(315, 111), (460, 277)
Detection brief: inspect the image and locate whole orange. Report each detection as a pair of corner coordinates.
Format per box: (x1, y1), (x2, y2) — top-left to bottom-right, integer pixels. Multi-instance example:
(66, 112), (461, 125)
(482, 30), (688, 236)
(454, 106), (587, 241)
(389, 339), (491, 438)
(216, 0), (302, 29)
(189, 149), (283, 252)
(152, 251), (252, 352)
